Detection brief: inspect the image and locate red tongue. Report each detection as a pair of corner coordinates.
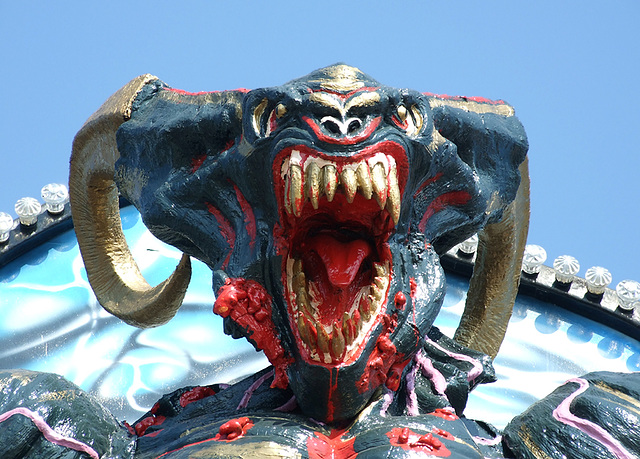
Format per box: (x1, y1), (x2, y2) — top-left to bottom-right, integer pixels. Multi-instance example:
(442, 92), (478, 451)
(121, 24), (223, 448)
(306, 234), (371, 288)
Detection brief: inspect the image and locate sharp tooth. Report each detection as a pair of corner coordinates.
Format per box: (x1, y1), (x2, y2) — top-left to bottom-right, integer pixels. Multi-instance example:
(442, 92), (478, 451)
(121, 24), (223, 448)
(323, 164), (338, 202)
(359, 296), (372, 321)
(317, 325), (331, 356)
(374, 262), (387, 278)
(386, 164), (401, 224)
(371, 162), (388, 210)
(298, 315), (316, 351)
(292, 269), (306, 293)
(342, 313), (354, 346)
(353, 310), (363, 333)
(290, 163), (304, 217)
(374, 276), (385, 291)
(356, 162), (373, 200)
(371, 282), (384, 301)
(340, 167), (357, 203)
(331, 323), (346, 361)
(296, 287), (314, 318)
(305, 161), (321, 210)
(284, 172), (292, 215)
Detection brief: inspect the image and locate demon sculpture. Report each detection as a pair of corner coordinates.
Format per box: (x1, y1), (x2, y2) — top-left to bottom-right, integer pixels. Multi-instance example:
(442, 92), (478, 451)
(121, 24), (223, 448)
(2, 65), (640, 458)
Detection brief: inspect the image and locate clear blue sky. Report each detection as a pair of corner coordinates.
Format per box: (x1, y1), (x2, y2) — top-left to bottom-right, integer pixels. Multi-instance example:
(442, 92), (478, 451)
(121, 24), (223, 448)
(1, 1), (638, 286)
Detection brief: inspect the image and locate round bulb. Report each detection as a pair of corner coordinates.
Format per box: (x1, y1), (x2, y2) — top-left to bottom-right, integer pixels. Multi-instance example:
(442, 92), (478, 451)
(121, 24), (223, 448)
(553, 255), (580, 284)
(15, 197), (41, 226)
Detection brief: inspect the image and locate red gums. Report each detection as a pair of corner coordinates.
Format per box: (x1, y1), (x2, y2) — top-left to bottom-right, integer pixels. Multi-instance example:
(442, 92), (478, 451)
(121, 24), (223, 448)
(307, 429), (358, 459)
(232, 183), (256, 249)
(214, 417), (254, 441)
(213, 278), (292, 389)
(387, 427), (452, 456)
(303, 116), (381, 145)
(418, 191), (472, 233)
(179, 386), (217, 408)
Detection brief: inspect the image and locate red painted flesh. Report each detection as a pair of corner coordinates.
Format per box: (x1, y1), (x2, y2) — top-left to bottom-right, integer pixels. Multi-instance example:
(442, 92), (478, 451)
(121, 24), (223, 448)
(205, 202), (235, 268)
(134, 414), (166, 437)
(307, 428), (358, 459)
(232, 183), (257, 249)
(214, 417), (254, 441)
(179, 386), (217, 408)
(409, 278), (417, 300)
(303, 116), (381, 145)
(308, 86), (380, 101)
(387, 427), (452, 456)
(418, 191), (472, 233)
(429, 408), (459, 421)
(423, 92), (506, 105)
(394, 291), (406, 310)
(356, 315), (409, 393)
(213, 278), (293, 389)
(191, 154), (207, 173)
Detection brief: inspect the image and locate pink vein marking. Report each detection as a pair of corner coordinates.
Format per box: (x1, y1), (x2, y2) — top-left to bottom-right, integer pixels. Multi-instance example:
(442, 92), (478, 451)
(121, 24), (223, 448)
(473, 434), (502, 446)
(0, 407), (99, 459)
(274, 395), (297, 412)
(379, 387), (394, 417)
(424, 337), (483, 383)
(553, 378), (634, 459)
(414, 350), (447, 395)
(237, 369), (275, 410)
(405, 364), (420, 416)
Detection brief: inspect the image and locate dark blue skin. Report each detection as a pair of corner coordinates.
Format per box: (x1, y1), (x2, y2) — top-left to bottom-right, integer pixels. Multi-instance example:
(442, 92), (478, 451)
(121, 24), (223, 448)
(115, 65), (527, 423)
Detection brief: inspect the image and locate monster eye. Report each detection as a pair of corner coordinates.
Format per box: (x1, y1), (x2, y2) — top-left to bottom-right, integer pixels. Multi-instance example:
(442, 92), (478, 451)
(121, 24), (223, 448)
(393, 104), (423, 138)
(252, 99), (286, 138)
(276, 103), (287, 118)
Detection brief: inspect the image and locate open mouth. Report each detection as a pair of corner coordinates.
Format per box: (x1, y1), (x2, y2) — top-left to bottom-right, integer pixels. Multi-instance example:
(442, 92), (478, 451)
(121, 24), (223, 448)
(276, 144), (407, 366)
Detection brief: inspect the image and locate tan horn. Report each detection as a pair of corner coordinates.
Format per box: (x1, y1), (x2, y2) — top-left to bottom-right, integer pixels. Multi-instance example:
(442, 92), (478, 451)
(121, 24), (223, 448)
(453, 158), (530, 358)
(69, 74), (192, 328)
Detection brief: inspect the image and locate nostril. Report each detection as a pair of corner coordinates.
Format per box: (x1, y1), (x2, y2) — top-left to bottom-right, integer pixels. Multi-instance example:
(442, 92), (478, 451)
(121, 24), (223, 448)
(323, 120), (341, 135)
(347, 119), (361, 134)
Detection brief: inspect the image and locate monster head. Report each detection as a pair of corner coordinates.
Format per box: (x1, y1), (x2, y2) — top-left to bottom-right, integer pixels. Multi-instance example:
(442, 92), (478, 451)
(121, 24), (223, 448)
(69, 65), (528, 423)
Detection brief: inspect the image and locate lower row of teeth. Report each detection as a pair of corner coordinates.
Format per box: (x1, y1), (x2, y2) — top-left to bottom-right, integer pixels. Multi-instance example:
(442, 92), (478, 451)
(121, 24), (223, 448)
(290, 259), (389, 364)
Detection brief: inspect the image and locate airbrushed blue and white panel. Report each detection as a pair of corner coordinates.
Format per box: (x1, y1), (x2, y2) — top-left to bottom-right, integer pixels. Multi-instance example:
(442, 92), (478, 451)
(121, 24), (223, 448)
(0, 206), (268, 422)
(1, 206), (639, 429)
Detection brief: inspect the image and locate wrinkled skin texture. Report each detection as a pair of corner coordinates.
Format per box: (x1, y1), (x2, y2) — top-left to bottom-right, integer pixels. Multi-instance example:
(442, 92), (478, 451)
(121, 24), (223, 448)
(115, 64), (527, 423)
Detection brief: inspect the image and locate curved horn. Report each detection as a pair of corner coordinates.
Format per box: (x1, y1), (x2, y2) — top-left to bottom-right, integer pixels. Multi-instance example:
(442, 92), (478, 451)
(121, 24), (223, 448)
(453, 158), (530, 358)
(69, 74), (192, 328)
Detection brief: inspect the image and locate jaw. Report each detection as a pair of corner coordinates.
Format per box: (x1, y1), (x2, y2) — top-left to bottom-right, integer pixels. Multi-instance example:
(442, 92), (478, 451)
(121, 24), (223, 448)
(274, 142), (407, 368)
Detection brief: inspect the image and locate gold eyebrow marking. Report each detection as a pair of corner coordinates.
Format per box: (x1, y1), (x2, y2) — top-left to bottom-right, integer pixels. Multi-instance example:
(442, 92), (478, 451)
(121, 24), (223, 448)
(345, 92), (380, 111)
(309, 93), (344, 115)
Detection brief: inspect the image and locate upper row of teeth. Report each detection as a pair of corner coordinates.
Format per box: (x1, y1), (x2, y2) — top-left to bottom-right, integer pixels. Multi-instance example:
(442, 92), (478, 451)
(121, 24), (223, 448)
(281, 151), (401, 224)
